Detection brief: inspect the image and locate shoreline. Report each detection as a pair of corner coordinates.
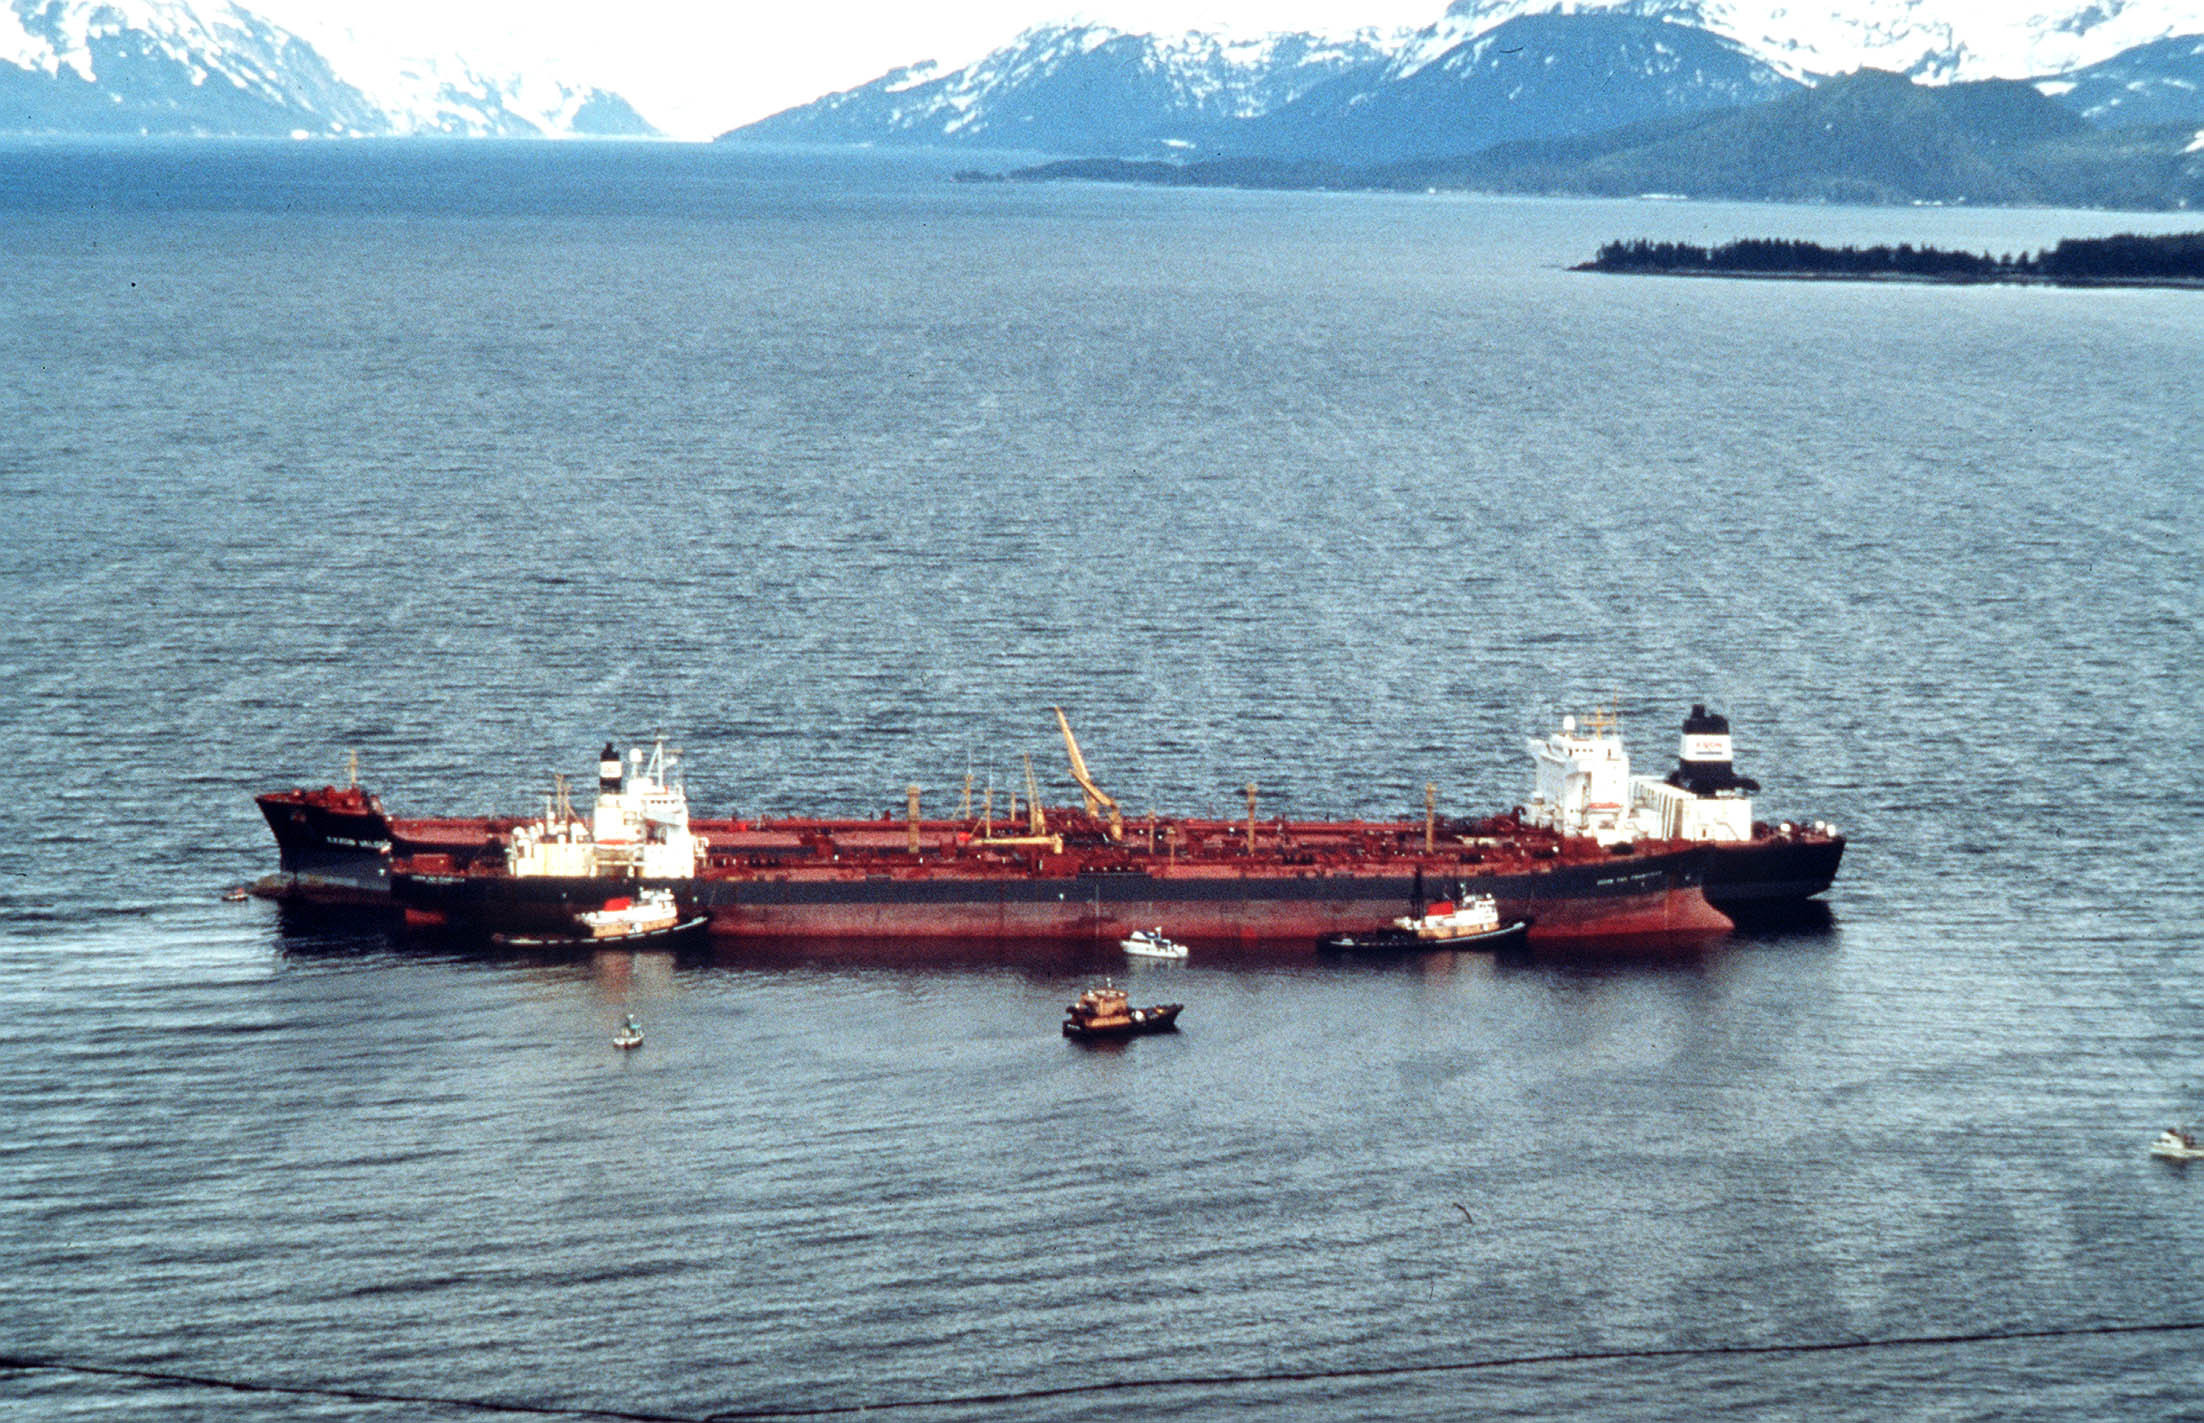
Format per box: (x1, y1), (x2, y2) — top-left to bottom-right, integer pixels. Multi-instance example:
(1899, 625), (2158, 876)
(1571, 265), (2204, 290)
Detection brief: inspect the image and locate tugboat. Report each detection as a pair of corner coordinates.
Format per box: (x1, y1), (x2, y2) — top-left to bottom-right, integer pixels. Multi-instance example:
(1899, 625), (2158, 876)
(2151, 1126), (2204, 1161)
(1062, 982), (1183, 1039)
(576, 889), (688, 940)
(613, 1014), (645, 1051)
(490, 888), (705, 948)
(1318, 893), (1530, 953)
(1120, 927), (1189, 960)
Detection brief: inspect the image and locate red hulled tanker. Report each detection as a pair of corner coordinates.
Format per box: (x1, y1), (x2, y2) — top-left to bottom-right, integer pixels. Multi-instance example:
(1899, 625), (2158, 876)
(256, 708), (1842, 952)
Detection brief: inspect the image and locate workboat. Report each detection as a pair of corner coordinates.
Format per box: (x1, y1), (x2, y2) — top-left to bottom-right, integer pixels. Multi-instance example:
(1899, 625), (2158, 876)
(490, 888), (705, 948)
(577, 889), (686, 940)
(613, 1015), (644, 1051)
(2151, 1127), (2204, 1161)
(1063, 983), (1182, 1039)
(1317, 893), (1530, 953)
(1121, 928), (1189, 960)
(254, 708), (1766, 953)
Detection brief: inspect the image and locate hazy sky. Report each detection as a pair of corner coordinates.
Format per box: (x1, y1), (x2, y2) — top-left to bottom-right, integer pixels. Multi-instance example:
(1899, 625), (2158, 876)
(250, 1), (1448, 138)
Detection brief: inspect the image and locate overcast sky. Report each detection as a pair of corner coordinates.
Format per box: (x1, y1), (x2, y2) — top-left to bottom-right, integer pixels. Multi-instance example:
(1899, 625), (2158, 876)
(248, 1), (1448, 138)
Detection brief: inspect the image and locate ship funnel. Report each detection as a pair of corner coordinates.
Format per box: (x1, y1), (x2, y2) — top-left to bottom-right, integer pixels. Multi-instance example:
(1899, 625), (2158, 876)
(598, 742), (622, 792)
(1669, 705), (1758, 796)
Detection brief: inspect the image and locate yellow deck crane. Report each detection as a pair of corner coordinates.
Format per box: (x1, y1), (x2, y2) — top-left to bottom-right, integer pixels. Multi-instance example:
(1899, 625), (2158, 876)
(1053, 707), (1125, 843)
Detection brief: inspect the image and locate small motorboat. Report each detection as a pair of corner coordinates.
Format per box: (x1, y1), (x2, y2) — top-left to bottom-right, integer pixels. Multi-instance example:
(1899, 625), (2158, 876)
(1063, 982), (1183, 1040)
(613, 1015), (645, 1051)
(578, 889), (684, 939)
(220, 886), (250, 903)
(2151, 1127), (2204, 1160)
(1317, 893), (1530, 953)
(1120, 927), (1189, 960)
(491, 889), (706, 949)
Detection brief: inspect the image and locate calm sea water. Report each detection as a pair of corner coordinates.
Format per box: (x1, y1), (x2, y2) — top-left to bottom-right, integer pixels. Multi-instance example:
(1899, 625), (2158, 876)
(3, 139), (2201, 1419)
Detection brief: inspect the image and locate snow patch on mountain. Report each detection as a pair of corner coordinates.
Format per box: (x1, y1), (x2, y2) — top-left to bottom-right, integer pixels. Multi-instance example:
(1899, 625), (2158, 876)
(5, 0), (251, 83)
(732, 20), (1396, 148)
(290, 19), (649, 136)
(1413, 0), (2204, 83)
(2, 0), (651, 136)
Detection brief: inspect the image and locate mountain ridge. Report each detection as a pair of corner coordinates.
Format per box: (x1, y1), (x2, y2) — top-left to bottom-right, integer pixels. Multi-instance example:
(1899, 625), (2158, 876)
(0, 0), (654, 137)
(722, 2), (2204, 166)
(985, 68), (2204, 210)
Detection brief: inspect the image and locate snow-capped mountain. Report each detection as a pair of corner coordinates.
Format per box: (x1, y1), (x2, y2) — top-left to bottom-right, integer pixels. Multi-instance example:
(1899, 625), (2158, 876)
(278, 20), (654, 138)
(730, 22), (1395, 152)
(2037, 33), (2204, 126)
(0, 0), (652, 136)
(726, 9), (1799, 158)
(1248, 11), (1800, 162)
(1397, 0), (2204, 83)
(725, 1), (2204, 160)
(0, 0), (382, 133)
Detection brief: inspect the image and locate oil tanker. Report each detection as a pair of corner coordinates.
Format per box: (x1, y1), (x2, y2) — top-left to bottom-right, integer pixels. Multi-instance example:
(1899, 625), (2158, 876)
(254, 708), (1840, 951)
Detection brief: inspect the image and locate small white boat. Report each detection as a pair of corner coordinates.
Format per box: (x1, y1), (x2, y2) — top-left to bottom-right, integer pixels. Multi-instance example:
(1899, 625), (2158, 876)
(578, 889), (684, 940)
(2151, 1127), (2204, 1160)
(1120, 927), (1188, 960)
(613, 1015), (644, 1051)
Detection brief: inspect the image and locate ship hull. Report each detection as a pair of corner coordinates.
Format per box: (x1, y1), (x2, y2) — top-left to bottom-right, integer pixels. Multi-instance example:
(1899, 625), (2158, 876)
(1702, 834), (1846, 911)
(393, 848), (1728, 950)
(254, 789), (392, 904)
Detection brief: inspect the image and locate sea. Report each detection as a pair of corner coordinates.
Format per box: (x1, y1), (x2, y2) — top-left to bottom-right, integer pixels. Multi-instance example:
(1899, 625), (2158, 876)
(2, 137), (2201, 1420)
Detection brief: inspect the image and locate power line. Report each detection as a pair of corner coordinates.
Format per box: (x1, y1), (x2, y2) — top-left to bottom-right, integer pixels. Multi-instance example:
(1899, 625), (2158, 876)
(10, 1317), (2204, 1422)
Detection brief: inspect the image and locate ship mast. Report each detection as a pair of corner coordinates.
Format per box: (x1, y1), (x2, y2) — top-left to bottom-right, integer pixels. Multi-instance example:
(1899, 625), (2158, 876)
(1022, 753), (1045, 835)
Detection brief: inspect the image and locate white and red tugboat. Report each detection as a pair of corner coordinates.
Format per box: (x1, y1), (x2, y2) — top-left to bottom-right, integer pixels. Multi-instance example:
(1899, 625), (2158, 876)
(491, 888), (705, 949)
(1318, 892), (1530, 953)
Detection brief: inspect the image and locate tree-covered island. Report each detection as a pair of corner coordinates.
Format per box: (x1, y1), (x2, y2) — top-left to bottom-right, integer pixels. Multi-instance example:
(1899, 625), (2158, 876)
(1577, 231), (2204, 285)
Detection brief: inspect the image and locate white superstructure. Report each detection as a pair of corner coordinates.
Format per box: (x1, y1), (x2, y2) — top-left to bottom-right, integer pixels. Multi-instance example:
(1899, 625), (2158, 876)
(1523, 711), (1642, 845)
(506, 739), (707, 881)
(1522, 706), (1774, 846)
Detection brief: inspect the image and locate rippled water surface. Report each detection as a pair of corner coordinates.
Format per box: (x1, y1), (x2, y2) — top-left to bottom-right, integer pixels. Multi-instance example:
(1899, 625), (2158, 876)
(3, 140), (2201, 1419)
